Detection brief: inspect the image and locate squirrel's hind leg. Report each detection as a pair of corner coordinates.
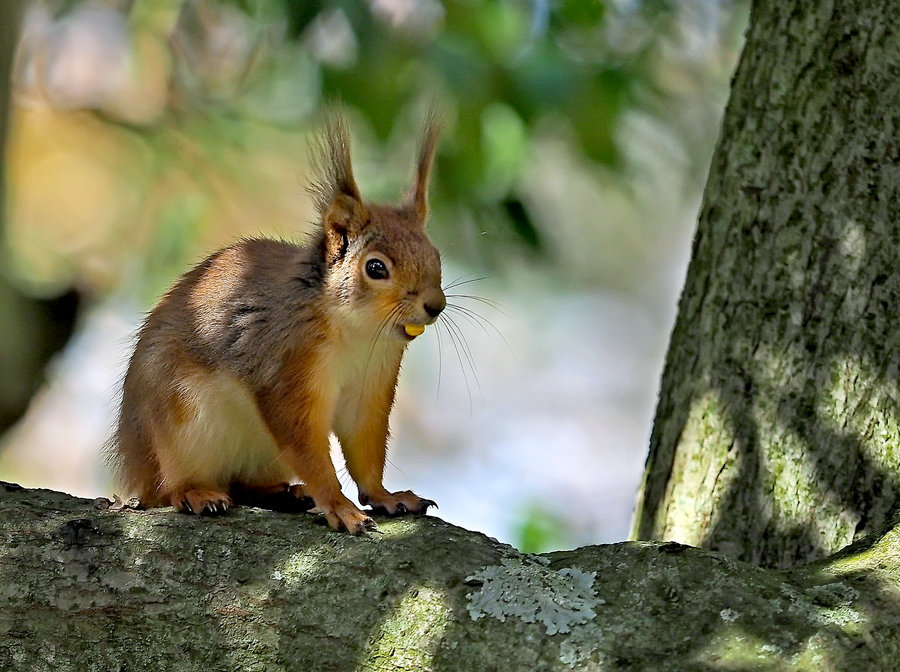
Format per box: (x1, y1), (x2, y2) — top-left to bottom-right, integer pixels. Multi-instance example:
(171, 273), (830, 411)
(150, 366), (287, 514)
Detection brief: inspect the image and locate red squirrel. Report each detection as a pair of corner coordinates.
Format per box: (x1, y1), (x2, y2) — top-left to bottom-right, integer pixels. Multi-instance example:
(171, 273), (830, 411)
(110, 114), (445, 534)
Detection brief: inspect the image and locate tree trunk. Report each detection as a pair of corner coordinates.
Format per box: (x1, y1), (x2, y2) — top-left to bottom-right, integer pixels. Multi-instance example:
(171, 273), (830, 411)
(0, 1), (18, 194)
(0, 2), (80, 435)
(631, 1), (900, 568)
(2, 482), (900, 671)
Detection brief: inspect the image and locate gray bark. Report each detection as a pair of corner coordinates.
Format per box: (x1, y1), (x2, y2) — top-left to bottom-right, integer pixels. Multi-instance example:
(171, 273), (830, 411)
(2, 482), (900, 671)
(632, 1), (900, 567)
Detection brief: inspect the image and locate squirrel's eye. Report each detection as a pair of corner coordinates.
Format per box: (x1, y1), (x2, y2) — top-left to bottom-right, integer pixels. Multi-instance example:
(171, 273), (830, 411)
(365, 258), (389, 280)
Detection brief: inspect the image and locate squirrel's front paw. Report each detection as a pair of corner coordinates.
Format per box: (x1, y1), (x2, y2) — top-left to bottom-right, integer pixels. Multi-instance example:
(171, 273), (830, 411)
(171, 489), (233, 515)
(318, 496), (377, 535)
(360, 490), (437, 516)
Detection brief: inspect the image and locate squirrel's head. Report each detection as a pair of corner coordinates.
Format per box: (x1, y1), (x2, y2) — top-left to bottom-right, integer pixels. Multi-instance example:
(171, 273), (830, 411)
(310, 113), (445, 341)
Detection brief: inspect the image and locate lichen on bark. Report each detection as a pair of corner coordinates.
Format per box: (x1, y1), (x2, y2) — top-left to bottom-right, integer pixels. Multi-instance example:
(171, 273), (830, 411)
(465, 556), (599, 635)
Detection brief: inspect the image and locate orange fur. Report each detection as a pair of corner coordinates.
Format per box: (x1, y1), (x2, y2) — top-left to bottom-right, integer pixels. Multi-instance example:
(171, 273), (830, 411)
(110, 113), (444, 533)
(334, 352), (399, 496)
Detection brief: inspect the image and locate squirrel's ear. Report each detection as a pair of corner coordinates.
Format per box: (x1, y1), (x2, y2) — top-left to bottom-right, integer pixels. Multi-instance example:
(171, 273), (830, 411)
(309, 113), (368, 263)
(309, 113), (367, 232)
(410, 114), (441, 223)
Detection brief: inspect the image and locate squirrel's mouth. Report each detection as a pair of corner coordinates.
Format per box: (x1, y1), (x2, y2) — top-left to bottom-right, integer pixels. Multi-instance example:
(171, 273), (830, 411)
(399, 323), (425, 340)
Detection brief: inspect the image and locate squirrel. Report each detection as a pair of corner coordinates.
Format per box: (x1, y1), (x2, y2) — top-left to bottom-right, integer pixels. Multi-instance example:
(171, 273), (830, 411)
(109, 114), (445, 534)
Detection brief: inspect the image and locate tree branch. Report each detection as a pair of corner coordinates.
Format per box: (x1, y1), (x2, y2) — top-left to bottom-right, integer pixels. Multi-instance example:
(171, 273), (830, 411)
(1, 482), (898, 670)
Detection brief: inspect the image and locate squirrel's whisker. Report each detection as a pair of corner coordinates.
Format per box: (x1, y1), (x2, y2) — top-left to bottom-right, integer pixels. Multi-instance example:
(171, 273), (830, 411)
(445, 303), (513, 355)
(445, 293), (508, 316)
(454, 321), (483, 407)
(440, 312), (482, 405)
(337, 463), (351, 487)
(443, 312), (479, 377)
(441, 273), (471, 291)
(437, 315), (473, 412)
(445, 304), (491, 335)
(442, 276), (488, 292)
(435, 312), (444, 402)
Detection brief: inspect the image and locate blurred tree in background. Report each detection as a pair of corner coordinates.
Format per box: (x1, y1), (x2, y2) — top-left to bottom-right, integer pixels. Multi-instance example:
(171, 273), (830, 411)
(0, 2), (80, 435)
(0, 0), (747, 550)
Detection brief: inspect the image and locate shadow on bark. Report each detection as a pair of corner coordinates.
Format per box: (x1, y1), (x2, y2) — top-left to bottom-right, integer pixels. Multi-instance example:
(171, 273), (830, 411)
(700, 358), (900, 568)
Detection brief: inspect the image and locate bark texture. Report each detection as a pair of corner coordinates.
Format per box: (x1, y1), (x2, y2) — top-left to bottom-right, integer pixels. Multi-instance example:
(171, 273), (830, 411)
(632, 1), (900, 567)
(3, 482), (900, 671)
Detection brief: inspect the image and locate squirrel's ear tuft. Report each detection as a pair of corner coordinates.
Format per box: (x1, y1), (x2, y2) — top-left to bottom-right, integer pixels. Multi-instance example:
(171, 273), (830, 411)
(309, 113), (368, 263)
(309, 113), (366, 224)
(410, 112), (441, 223)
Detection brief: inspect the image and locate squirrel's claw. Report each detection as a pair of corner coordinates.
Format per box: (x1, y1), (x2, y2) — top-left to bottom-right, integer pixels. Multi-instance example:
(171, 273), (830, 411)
(341, 514), (377, 535)
(172, 489), (233, 516)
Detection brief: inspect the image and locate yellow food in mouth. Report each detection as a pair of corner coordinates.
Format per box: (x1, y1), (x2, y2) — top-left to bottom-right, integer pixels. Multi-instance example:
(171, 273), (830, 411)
(404, 324), (426, 337)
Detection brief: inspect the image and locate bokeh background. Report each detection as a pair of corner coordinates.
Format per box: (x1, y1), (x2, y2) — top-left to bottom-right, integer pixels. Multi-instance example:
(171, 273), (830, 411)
(0, 0), (747, 552)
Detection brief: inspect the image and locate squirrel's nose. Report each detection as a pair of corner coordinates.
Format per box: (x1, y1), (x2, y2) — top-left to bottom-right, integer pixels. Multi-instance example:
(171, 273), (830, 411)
(423, 292), (446, 319)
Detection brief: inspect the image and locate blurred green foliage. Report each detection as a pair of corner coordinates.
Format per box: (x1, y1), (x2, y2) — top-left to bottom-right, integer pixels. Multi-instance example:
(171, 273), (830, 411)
(5, 0), (746, 302)
(222, 0), (659, 253)
(514, 503), (576, 553)
(124, 1), (724, 250)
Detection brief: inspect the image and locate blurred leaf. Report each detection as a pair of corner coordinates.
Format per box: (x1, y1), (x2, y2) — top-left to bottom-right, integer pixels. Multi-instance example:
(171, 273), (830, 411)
(480, 102), (527, 195)
(7, 0), (743, 293)
(508, 42), (581, 115)
(144, 194), (205, 300)
(570, 68), (632, 165)
(471, 0), (529, 62)
(554, 0), (606, 26)
(282, 0), (332, 38)
(239, 46), (321, 125)
(502, 198), (542, 252)
(515, 504), (575, 553)
(429, 36), (494, 103)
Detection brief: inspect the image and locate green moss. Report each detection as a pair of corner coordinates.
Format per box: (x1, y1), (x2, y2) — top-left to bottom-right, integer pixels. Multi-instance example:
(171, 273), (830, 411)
(362, 587), (452, 671)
